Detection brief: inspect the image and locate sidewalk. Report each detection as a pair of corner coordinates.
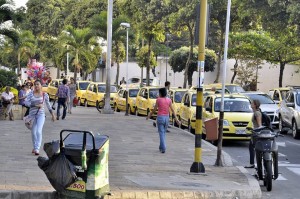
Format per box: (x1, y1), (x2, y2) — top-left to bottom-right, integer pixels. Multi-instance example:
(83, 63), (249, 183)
(0, 107), (261, 199)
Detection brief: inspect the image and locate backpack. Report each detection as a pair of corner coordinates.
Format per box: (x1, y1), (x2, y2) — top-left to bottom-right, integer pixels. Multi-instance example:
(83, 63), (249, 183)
(260, 110), (272, 129)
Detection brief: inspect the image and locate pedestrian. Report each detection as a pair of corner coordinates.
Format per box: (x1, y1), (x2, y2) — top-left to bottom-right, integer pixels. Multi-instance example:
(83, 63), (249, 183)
(18, 84), (30, 117)
(55, 78), (70, 120)
(1, 86), (15, 121)
(146, 88), (180, 153)
(120, 77), (126, 85)
(153, 81), (171, 132)
(68, 77), (76, 114)
(24, 79), (55, 155)
(245, 99), (262, 168)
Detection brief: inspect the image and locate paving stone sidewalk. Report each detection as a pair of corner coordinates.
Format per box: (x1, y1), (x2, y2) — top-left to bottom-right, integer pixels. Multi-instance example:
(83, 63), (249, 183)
(0, 107), (261, 199)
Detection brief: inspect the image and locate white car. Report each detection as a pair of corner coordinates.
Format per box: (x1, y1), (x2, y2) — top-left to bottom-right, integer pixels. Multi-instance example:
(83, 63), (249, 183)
(242, 92), (280, 127)
(279, 89), (300, 139)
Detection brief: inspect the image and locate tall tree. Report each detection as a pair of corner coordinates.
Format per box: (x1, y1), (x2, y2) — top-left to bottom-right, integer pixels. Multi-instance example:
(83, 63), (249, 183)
(120, 0), (166, 86)
(167, 0), (198, 88)
(0, 0), (20, 45)
(59, 25), (97, 80)
(90, 11), (127, 86)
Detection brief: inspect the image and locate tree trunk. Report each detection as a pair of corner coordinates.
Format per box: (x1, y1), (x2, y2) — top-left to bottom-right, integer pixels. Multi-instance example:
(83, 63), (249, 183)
(187, 69), (193, 86)
(146, 38), (152, 86)
(74, 51), (79, 81)
(230, 58), (238, 83)
(279, 61), (285, 87)
(214, 30), (224, 83)
(183, 24), (194, 89)
(17, 52), (21, 74)
(116, 62), (120, 85)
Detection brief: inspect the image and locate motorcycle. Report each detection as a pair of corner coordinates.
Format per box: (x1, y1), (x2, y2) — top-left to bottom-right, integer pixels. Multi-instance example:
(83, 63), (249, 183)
(247, 126), (283, 191)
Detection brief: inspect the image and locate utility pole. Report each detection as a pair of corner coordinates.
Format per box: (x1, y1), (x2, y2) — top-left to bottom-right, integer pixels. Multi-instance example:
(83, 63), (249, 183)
(103, 0), (114, 114)
(215, 0), (231, 166)
(190, 0), (207, 173)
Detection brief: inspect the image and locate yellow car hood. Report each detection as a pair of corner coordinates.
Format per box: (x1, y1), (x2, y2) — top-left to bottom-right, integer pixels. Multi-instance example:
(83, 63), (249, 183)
(213, 112), (253, 122)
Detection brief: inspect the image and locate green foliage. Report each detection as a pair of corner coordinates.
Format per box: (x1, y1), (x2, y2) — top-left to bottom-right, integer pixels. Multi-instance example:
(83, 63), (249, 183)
(234, 59), (259, 90)
(136, 46), (157, 68)
(169, 47), (217, 73)
(0, 69), (18, 89)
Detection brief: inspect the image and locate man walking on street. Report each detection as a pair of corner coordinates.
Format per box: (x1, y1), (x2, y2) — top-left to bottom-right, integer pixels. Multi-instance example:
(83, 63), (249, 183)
(56, 79), (70, 120)
(1, 86), (15, 121)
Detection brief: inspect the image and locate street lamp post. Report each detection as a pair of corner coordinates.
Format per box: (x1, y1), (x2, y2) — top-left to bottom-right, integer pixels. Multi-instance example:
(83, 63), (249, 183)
(165, 34), (170, 82)
(120, 22), (130, 116)
(66, 45), (69, 78)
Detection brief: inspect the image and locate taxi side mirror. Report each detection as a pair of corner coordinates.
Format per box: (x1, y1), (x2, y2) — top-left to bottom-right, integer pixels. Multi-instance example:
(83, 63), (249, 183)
(184, 102), (190, 107)
(205, 107), (212, 112)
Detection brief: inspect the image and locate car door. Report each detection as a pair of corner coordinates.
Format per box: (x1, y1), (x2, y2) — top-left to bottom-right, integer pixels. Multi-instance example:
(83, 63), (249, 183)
(86, 84), (94, 104)
(203, 96), (214, 120)
(286, 92), (295, 126)
(141, 88), (149, 114)
(180, 93), (190, 126)
(136, 88), (144, 112)
(281, 91), (292, 125)
(119, 90), (126, 111)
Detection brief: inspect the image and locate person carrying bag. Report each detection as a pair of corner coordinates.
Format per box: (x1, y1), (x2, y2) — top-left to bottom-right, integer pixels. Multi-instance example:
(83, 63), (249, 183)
(24, 79), (55, 155)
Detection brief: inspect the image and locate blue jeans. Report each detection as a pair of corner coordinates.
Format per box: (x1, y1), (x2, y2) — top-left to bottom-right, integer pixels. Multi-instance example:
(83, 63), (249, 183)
(57, 98), (67, 119)
(31, 114), (45, 151)
(157, 115), (169, 152)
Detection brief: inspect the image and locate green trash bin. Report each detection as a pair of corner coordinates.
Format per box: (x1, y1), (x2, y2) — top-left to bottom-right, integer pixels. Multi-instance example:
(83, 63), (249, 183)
(58, 130), (110, 199)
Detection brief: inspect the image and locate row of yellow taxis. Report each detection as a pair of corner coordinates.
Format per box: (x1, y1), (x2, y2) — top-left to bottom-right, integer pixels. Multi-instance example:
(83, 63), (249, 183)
(44, 79), (262, 142)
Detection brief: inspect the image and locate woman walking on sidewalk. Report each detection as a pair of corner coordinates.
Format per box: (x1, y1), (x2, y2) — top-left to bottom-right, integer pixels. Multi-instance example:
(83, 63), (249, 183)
(25, 80), (55, 155)
(146, 88), (180, 153)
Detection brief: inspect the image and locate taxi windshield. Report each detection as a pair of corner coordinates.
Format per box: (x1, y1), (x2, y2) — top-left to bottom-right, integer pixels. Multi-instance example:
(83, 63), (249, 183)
(174, 91), (186, 103)
(98, 85), (118, 93)
(149, 89), (159, 99)
(214, 98), (252, 112)
(129, 89), (139, 97)
(79, 82), (90, 90)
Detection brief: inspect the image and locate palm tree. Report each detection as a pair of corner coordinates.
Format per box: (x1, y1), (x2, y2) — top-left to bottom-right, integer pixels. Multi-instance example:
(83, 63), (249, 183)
(16, 30), (36, 73)
(59, 25), (97, 80)
(0, 0), (20, 45)
(90, 11), (127, 85)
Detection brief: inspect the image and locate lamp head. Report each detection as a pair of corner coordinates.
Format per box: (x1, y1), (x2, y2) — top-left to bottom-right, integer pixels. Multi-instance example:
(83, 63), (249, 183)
(120, 22), (130, 28)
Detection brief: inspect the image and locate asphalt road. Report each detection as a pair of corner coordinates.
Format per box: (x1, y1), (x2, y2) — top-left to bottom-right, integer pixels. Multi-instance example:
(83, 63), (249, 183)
(221, 129), (300, 199)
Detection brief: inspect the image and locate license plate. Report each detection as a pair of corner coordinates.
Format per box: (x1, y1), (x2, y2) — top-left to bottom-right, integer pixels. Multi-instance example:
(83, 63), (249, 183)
(236, 130), (246, 134)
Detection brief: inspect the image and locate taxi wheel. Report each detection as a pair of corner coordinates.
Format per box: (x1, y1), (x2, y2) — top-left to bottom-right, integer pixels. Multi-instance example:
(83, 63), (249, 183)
(174, 116), (179, 127)
(115, 104), (120, 112)
(84, 100), (88, 107)
(188, 121), (195, 134)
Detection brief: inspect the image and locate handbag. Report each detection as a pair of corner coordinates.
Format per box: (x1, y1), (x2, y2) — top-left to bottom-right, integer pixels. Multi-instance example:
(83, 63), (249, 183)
(24, 93), (45, 130)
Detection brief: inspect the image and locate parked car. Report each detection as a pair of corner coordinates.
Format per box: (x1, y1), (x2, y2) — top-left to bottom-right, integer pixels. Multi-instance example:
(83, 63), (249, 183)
(75, 80), (91, 105)
(203, 94), (253, 140)
(81, 82), (118, 108)
(114, 88), (139, 114)
(279, 89), (300, 139)
(206, 83), (245, 94)
(269, 87), (290, 105)
(242, 92), (279, 127)
(178, 90), (197, 133)
(169, 88), (188, 117)
(121, 77), (159, 88)
(135, 86), (160, 117)
(47, 79), (63, 100)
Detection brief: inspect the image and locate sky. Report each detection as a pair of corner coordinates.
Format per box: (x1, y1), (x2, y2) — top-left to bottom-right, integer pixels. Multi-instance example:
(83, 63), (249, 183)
(14, 0), (28, 8)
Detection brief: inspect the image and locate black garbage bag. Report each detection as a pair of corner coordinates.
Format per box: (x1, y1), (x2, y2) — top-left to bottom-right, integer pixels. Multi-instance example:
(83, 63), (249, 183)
(44, 140), (60, 158)
(39, 151), (77, 192)
(37, 156), (50, 170)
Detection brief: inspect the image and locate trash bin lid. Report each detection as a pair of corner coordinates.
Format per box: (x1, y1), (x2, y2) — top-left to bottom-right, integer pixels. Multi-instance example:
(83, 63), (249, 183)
(63, 132), (108, 150)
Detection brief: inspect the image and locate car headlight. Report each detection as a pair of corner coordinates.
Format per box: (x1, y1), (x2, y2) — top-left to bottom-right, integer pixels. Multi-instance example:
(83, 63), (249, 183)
(132, 99), (136, 104)
(152, 103), (156, 108)
(275, 109), (279, 114)
(223, 119), (229, 126)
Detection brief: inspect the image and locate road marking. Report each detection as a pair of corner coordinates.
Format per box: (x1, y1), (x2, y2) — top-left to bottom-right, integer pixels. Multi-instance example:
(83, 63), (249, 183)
(276, 174), (287, 181)
(278, 153), (286, 157)
(287, 141), (300, 147)
(287, 167), (300, 176)
(277, 142), (286, 147)
(279, 163), (300, 167)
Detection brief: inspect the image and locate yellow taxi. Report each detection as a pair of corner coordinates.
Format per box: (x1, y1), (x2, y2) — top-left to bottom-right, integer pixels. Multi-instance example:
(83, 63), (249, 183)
(75, 80), (91, 105)
(178, 90), (197, 133)
(169, 88), (188, 121)
(203, 94), (253, 140)
(204, 83), (244, 93)
(268, 87), (290, 105)
(47, 79), (63, 100)
(81, 82), (118, 107)
(114, 87), (139, 114)
(135, 86), (160, 116)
